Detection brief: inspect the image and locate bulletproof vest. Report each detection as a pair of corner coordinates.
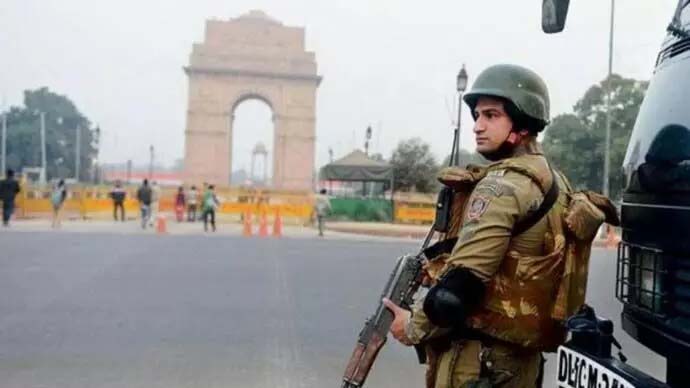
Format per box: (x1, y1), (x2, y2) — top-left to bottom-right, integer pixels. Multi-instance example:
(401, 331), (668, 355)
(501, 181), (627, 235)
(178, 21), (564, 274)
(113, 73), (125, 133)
(428, 156), (618, 351)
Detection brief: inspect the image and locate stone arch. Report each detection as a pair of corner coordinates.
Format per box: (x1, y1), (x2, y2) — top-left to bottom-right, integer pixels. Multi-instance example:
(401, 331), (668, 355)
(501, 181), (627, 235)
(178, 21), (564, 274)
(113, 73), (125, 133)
(231, 92), (274, 113)
(230, 93), (274, 184)
(183, 10), (321, 190)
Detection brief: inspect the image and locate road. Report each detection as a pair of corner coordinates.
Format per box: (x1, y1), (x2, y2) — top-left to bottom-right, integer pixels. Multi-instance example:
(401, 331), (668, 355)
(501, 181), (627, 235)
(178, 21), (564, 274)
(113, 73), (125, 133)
(0, 229), (666, 387)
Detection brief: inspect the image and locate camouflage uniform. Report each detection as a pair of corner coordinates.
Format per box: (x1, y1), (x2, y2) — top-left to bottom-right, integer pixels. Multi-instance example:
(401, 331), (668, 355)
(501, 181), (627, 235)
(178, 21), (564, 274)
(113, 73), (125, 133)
(407, 143), (572, 388)
(402, 64), (617, 388)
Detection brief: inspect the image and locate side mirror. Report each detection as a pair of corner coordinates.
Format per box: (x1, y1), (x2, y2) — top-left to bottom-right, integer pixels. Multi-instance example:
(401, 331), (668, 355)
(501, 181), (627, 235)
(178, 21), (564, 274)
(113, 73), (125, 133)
(542, 0), (570, 33)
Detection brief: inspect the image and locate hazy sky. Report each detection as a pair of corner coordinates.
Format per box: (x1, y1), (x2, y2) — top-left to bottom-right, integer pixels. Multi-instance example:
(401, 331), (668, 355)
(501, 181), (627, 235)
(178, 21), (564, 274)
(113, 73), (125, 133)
(0, 0), (679, 175)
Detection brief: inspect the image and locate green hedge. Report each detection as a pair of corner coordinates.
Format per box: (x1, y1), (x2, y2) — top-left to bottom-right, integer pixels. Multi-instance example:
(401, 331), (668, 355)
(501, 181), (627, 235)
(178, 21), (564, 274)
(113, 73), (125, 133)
(329, 198), (393, 222)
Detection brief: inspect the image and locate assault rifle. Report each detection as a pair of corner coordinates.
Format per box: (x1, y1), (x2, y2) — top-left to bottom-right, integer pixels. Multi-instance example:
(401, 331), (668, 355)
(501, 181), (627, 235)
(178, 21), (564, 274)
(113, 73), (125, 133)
(341, 112), (463, 388)
(340, 230), (437, 388)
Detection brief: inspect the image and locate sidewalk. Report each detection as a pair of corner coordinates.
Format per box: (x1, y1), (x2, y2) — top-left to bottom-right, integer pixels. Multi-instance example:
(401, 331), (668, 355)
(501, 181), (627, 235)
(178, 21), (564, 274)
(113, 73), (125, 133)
(1, 219), (617, 248)
(326, 221), (616, 248)
(326, 221), (429, 239)
(0, 218), (419, 244)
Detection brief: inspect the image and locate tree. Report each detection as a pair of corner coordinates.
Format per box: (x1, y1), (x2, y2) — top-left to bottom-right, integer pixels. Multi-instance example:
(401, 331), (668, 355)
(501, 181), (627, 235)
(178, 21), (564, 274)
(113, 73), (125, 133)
(441, 149), (488, 167)
(369, 152), (386, 163)
(543, 74), (648, 200)
(2, 88), (98, 181)
(390, 137), (439, 192)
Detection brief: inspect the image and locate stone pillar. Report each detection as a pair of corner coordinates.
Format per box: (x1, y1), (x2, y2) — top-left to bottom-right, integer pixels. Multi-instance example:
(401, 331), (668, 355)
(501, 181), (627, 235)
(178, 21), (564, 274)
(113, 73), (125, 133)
(273, 114), (316, 190)
(184, 108), (231, 185)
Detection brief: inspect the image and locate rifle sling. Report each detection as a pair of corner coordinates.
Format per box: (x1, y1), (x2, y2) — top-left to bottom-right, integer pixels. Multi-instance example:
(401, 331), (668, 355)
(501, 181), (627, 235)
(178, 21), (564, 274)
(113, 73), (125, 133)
(511, 167), (559, 236)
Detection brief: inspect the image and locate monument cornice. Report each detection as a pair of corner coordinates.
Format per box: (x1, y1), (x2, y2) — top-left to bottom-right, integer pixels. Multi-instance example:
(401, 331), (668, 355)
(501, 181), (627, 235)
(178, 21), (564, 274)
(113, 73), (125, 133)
(184, 66), (322, 86)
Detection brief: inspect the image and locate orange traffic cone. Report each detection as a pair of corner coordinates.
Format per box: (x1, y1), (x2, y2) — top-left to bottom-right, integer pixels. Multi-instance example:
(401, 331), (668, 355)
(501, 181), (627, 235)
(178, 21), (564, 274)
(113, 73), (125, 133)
(242, 211), (253, 237)
(258, 211), (269, 237)
(605, 224), (620, 249)
(272, 208), (283, 238)
(156, 215), (167, 234)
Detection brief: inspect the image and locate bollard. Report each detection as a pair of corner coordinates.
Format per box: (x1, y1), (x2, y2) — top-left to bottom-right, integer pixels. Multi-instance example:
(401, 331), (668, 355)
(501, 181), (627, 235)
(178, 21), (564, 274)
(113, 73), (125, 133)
(156, 215), (168, 234)
(258, 211), (269, 237)
(243, 211), (253, 237)
(272, 208), (283, 238)
(605, 224), (620, 249)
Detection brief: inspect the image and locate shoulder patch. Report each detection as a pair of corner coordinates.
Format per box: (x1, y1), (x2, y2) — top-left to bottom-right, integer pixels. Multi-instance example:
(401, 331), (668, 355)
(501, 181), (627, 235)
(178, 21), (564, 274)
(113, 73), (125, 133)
(467, 195), (491, 221)
(474, 177), (516, 198)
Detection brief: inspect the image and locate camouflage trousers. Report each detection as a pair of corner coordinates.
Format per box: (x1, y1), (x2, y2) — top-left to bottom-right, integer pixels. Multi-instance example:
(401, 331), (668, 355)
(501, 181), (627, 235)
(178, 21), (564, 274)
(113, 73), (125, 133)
(427, 339), (543, 388)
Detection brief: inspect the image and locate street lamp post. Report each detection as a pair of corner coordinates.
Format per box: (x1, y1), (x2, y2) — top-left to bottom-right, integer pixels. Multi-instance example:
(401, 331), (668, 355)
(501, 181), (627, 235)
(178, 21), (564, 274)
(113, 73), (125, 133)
(126, 159), (132, 184)
(149, 145), (155, 180)
(454, 64), (469, 166)
(75, 125), (81, 182)
(603, 0), (615, 198)
(39, 112), (47, 184)
(1, 113), (6, 176)
(365, 126), (372, 156)
(92, 126), (101, 183)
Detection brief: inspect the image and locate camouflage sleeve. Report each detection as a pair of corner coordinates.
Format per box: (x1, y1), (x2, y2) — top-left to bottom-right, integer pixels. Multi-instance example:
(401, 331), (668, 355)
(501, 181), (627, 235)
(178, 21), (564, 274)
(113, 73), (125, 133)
(445, 170), (543, 281)
(404, 291), (452, 344)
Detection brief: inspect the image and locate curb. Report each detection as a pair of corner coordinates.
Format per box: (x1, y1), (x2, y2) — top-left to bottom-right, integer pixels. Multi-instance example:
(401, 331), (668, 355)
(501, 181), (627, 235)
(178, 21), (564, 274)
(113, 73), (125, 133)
(325, 226), (428, 240)
(327, 225), (619, 248)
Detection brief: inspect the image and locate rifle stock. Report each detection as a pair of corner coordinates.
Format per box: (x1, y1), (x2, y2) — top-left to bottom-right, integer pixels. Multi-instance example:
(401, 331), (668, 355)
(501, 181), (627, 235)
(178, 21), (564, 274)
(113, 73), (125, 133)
(340, 254), (425, 388)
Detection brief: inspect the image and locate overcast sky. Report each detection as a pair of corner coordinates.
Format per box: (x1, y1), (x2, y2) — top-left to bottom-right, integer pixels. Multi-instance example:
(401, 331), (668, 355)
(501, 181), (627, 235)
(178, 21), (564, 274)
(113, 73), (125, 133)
(0, 0), (678, 175)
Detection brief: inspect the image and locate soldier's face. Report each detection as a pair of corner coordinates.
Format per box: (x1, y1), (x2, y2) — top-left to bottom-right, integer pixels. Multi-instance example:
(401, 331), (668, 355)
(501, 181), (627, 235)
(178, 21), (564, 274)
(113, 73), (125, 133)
(472, 97), (514, 153)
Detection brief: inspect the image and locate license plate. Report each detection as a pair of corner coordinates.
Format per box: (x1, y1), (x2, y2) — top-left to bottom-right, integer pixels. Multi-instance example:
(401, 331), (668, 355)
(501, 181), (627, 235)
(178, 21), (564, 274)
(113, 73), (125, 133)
(556, 346), (635, 388)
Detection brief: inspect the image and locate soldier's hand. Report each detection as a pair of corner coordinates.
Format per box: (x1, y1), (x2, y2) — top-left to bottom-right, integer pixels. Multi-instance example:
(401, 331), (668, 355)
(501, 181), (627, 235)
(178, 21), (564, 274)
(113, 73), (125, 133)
(382, 298), (413, 346)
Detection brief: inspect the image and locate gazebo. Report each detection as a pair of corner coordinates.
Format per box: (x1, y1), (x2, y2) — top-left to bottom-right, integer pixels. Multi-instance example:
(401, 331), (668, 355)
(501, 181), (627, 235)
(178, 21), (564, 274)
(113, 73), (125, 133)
(318, 150), (394, 221)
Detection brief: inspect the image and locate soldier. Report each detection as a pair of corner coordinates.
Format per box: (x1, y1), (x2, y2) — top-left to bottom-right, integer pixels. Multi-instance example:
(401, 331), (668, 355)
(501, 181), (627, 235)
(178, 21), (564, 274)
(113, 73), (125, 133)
(384, 64), (574, 387)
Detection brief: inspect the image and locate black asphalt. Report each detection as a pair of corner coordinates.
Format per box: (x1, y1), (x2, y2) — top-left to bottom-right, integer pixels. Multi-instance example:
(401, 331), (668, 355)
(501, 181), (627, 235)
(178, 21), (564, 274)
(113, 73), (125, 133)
(0, 231), (666, 387)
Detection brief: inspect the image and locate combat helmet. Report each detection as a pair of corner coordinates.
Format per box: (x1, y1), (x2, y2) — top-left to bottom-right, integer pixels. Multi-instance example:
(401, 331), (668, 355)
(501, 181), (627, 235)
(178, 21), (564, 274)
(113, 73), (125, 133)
(463, 64), (550, 128)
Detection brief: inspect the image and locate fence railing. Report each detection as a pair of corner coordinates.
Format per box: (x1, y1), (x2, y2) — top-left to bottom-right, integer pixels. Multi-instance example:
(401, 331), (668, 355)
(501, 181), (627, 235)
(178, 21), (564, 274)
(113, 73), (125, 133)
(15, 184), (436, 225)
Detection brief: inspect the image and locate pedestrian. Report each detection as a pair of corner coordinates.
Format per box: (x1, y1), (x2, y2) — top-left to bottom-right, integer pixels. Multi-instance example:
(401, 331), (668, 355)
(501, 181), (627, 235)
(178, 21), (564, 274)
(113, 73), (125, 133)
(150, 181), (161, 227)
(109, 180), (127, 221)
(201, 184), (219, 232)
(0, 169), (21, 226)
(314, 188), (331, 237)
(50, 179), (67, 228)
(174, 186), (186, 222)
(187, 185), (198, 222)
(136, 179), (153, 229)
(383, 64), (589, 388)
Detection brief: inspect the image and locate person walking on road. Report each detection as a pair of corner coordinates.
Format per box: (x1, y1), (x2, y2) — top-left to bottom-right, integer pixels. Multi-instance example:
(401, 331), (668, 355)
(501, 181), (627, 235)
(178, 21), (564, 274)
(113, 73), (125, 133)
(314, 189), (332, 237)
(187, 185), (198, 222)
(109, 180), (127, 221)
(50, 179), (67, 228)
(136, 179), (153, 229)
(0, 169), (21, 227)
(174, 186), (186, 222)
(201, 184), (219, 232)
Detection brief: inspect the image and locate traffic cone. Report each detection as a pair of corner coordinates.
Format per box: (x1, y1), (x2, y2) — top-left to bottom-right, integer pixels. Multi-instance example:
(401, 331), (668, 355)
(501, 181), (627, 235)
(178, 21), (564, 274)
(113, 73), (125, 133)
(242, 211), (253, 237)
(605, 224), (620, 249)
(156, 215), (167, 234)
(258, 211), (269, 237)
(272, 208), (283, 238)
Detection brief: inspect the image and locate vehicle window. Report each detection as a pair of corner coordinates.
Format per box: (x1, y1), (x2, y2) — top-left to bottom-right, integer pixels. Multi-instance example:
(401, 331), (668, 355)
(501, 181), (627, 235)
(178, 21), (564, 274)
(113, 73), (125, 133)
(682, 0), (690, 26)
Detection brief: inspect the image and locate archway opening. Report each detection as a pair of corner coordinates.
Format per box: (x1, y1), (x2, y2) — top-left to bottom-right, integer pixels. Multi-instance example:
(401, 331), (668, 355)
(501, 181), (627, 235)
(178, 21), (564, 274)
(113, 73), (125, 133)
(230, 98), (274, 187)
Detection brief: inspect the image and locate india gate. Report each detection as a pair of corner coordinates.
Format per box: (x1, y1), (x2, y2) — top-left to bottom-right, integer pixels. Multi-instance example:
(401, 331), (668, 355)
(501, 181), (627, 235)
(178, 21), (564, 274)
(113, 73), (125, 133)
(183, 10), (321, 190)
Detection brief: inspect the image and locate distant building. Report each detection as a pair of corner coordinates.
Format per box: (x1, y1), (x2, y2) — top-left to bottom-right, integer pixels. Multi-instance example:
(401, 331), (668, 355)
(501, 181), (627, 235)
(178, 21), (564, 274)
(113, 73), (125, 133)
(103, 171), (184, 187)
